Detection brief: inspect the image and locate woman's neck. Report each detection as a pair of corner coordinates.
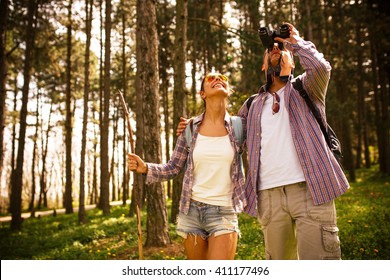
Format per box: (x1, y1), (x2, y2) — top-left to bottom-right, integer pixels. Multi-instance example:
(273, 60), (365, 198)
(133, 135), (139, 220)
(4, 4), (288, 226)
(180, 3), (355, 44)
(204, 99), (226, 123)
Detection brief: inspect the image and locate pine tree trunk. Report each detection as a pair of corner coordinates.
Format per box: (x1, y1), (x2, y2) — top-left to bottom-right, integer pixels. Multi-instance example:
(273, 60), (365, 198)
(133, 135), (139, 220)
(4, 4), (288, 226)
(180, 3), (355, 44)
(39, 102), (53, 210)
(0, 0), (8, 185)
(91, 109), (98, 205)
(97, 0), (104, 207)
(100, 0), (112, 215)
(28, 90), (40, 214)
(136, 0), (169, 247)
(64, 0), (74, 214)
(10, 0), (37, 230)
(158, 2), (172, 198)
(79, 0), (93, 225)
(377, 48), (390, 175)
(120, 3), (129, 206)
(110, 107), (118, 201)
(355, 22), (364, 169)
(171, 0), (188, 224)
(205, 0), (211, 70)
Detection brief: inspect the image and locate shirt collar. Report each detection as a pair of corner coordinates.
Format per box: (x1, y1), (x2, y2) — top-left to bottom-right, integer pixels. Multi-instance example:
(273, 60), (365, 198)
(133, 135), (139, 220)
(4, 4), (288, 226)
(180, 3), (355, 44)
(193, 111), (231, 126)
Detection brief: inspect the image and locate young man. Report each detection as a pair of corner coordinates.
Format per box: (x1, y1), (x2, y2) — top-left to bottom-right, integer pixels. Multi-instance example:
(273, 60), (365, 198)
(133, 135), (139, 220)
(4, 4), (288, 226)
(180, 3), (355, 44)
(238, 23), (350, 259)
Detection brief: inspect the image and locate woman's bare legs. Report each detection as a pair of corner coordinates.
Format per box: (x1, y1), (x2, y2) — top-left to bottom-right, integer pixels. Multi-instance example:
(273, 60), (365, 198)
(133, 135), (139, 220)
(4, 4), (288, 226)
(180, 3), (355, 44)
(184, 235), (208, 260)
(207, 232), (238, 260)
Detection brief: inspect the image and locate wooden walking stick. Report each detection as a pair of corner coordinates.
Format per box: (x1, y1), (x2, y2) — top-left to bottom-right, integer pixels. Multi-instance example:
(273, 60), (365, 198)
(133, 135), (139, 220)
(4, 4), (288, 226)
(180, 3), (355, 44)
(117, 90), (143, 260)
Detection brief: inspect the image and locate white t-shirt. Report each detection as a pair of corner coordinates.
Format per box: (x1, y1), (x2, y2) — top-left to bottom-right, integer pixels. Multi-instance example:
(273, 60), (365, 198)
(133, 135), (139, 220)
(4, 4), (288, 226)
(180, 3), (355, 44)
(259, 86), (306, 190)
(192, 134), (234, 206)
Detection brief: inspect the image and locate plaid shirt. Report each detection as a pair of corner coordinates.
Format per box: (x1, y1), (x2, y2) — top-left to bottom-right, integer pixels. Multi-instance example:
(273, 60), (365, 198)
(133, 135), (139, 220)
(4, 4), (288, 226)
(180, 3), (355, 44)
(238, 38), (350, 216)
(146, 112), (247, 215)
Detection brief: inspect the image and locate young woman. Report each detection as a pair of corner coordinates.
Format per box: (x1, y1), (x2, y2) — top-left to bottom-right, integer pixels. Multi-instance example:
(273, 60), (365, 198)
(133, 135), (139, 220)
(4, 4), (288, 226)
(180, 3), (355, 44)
(128, 73), (246, 260)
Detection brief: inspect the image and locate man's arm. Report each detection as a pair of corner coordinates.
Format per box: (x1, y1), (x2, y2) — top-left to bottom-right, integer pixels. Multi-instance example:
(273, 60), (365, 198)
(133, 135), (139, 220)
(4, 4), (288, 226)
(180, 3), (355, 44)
(289, 38), (331, 105)
(176, 117), (190, 136)
(278, 23), (331, 105)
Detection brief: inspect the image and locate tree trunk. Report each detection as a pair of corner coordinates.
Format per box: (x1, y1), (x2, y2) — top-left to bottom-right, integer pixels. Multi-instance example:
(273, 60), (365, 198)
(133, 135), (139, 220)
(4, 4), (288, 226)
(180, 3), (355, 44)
(355, 22), (364, 169)
(377, 47), (390, 175)
(0, 0), (9, 186)
(136, 0), (169, 247)
(171, 0), (188, 224)
(10, 80), (17, 177)
(189, 53), (197, 116)
(217, 0), (224, 72)
(91, 105), (99, 205)
(28, 90), (40, 214)
(160, 51), (171, 198)
(64, 0), (73, 214)
(110, 107), (118, 201)
(303, 0), (313, 41)
(158, 2), (172, 199)
(10, 0), (37, 230)
(38, 102), (53, 210)
(335, 76), (356, 181)
(205, 0), (211, 71)
(79, 0), (93, 225)
(100, 0), (112, 214)
(120, 3), (129, 206)
(97, 0), (104, 207)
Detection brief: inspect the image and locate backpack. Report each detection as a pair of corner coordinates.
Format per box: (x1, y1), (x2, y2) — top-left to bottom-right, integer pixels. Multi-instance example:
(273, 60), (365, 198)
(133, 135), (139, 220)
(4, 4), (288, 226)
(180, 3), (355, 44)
(184, 116), (244, 148)
(246, 79), (343, 163)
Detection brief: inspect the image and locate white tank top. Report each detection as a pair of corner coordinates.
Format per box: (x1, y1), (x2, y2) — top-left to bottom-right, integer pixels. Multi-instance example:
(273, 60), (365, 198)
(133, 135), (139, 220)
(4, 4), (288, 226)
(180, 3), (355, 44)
(192, 134), (234, 206)
(259, 86), (306, 190)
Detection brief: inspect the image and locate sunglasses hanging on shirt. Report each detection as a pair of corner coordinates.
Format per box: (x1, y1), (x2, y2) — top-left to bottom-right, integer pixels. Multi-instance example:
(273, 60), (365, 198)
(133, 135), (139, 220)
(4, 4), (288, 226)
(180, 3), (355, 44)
(271, 92), (280, 114)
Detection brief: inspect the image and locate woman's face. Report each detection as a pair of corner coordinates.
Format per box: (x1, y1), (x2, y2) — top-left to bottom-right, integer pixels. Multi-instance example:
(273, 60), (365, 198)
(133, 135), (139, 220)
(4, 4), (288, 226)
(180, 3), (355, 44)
(201, 73), (229, 100)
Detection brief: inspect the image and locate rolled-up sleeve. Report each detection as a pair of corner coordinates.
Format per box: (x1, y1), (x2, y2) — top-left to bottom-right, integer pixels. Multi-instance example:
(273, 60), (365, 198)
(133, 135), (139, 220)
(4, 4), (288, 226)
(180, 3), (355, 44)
(146, 134), (188, 184)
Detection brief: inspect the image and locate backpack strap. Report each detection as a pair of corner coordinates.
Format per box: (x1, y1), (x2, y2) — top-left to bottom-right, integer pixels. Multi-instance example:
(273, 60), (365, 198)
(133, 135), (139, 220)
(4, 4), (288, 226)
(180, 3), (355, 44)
(246, 93), (258, 111)
(231, 116), (243, 146)
(292, 78), (332, 149)
(246, 84), (267, 111)
(184, 117), (243, 148)
(184, 119), (193, 148)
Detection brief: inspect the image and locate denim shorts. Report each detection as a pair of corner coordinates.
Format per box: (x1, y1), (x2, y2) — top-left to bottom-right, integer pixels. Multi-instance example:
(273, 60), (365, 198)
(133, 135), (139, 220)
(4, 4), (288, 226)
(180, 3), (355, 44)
(176, 200), (240, 240)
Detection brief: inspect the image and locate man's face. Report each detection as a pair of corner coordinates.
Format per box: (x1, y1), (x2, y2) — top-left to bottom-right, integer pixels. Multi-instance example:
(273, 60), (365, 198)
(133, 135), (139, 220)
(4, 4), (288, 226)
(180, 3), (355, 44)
(262, 43), (294, 76)
(268, 47), (282, 67)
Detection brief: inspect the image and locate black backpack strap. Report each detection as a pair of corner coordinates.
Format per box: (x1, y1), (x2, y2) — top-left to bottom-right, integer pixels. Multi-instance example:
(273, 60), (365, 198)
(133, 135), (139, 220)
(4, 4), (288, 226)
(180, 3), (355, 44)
(246, 94), (258, 111)
(246, 84), (267, 111)
(292, 78), (332, 148)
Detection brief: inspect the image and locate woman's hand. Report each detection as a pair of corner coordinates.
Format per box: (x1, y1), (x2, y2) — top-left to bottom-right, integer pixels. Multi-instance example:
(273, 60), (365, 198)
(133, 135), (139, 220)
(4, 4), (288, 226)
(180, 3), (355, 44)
(128, 153), (148, 174)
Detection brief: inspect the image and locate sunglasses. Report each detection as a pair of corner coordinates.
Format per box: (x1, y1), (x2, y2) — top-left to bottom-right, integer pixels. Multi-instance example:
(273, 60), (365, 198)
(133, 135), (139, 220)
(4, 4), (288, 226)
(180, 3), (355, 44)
(271, 92), (280, 114)
(205, 74), (228, 83)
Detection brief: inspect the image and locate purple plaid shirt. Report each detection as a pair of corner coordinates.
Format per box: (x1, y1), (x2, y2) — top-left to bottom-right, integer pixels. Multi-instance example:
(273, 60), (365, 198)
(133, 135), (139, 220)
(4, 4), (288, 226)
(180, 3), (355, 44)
(146, 112), (247, 215)
(238, 38), (350, 216)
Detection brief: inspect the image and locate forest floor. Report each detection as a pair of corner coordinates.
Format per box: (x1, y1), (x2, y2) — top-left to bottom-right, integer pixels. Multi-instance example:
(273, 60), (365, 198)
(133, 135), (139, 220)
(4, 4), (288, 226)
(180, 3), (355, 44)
(0, 201), (123, 223)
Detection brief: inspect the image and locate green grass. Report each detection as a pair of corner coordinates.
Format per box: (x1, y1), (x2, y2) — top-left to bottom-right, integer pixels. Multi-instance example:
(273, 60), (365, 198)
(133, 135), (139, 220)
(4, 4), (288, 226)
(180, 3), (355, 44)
(336, 166), (390, 260)
(0, 165), (388, 260)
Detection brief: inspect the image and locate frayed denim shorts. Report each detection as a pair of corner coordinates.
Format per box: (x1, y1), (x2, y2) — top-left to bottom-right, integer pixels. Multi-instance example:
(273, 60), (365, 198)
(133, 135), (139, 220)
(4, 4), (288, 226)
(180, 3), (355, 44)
(176, 200), (240, 240)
